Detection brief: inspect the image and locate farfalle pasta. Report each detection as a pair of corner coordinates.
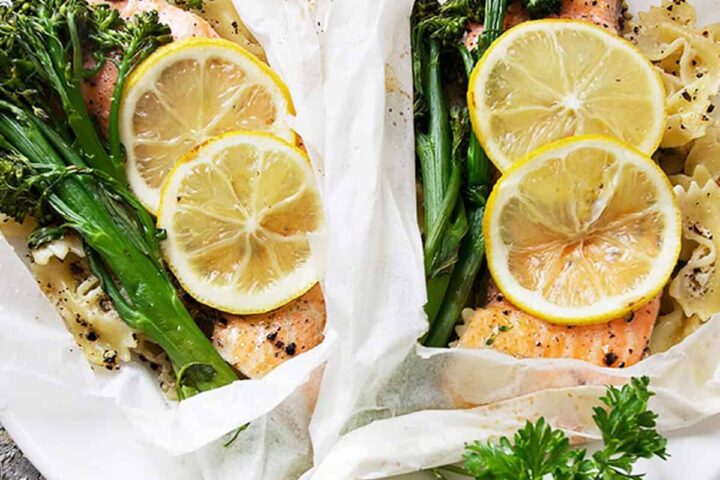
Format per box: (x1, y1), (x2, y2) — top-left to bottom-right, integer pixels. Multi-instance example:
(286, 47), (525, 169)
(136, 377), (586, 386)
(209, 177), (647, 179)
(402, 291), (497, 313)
(649, 298), (702, 353)
(663, 120), (720, 340)
(684, 122), (720, 179)
(668, 179), (720, 320)
(626, 0), (720, 148)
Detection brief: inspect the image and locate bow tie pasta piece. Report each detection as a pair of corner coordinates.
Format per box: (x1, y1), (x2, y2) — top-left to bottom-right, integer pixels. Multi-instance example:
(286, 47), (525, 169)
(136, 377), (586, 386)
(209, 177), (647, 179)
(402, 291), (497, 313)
(669, 179), (720, 321)
(649, 298), (702, 354)
(670, 164), (713, 191)
(684, 123), (720, 181)
(31, 241), (138, 368)
(626, 0), (720, 148)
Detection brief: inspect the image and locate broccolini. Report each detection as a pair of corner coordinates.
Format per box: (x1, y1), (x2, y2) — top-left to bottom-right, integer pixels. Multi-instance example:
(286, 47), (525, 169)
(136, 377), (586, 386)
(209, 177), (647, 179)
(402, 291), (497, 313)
(0, 0), (237, 397)
(412, 0), (507, 347)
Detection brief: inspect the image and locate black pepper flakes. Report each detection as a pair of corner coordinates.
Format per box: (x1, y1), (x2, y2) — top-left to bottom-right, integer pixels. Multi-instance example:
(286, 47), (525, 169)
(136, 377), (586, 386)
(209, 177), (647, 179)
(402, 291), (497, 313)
(604, 352), (618, 366)
(69, 262), (84, 277)
(285, 343), (297, 356)
(99, 298), (113, 312)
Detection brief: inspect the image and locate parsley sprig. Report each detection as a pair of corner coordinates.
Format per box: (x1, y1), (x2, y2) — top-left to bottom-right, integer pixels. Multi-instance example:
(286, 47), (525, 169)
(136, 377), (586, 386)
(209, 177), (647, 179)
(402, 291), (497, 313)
(436, 377), (668, 480)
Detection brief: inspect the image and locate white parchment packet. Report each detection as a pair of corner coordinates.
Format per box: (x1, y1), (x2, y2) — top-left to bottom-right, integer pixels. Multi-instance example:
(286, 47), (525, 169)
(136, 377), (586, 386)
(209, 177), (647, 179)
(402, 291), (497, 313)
(306, 0), (720, 478)
(0, 0), (334, 465)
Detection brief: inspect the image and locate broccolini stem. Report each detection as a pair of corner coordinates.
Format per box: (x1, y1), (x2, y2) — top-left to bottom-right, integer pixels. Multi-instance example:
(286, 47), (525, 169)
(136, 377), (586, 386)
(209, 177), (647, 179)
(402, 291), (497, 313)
(0, 110), (237, 394)
(424, 206), (484, 347)
(479, 0), (508, 51)
(459, 45), (490, 189)
(424, 39), (453, 230)
(424, 162), (461, 273)
(108, 29), (171, 166)
(416, 34), (461, 328)
(108, 60), (131, 166)
(423, 0), (507, 347)
(15, 8), (124, 181)
(424, 274), (452, 326)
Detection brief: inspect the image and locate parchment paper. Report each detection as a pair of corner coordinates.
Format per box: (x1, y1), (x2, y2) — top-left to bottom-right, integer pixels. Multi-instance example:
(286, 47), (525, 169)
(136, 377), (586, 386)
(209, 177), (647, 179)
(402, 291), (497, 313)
(0, 0), (333, 469)
(4, 0), (720, 478)
(307, 0), (720, 478)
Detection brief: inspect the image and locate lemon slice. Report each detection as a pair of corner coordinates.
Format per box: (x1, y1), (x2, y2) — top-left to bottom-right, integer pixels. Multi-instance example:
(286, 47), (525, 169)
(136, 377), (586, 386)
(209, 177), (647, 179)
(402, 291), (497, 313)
(468, 20), (666, 172)
(157, 131), (323, 314)
(484, 135), (681, 324)
(121, 38), (295, 213)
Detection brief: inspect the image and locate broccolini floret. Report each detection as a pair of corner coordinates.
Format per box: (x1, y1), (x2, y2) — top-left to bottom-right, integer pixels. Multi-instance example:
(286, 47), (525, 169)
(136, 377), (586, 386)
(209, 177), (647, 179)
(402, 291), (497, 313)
(0, 0), (170, 180)
(414, 0), (485, 46)
(524, 0), (563, 19)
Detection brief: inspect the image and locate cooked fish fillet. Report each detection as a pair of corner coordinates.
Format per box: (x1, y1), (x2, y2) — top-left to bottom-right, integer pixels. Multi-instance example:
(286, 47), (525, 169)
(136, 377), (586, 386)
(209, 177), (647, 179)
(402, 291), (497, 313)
(212, 285), (326, 378)
(456, 284), (659, 368)
(465, 0), (621, 50)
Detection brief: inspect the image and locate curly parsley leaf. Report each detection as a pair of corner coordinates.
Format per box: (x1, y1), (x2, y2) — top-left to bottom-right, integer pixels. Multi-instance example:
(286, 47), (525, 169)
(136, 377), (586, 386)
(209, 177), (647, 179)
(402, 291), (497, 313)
(459, 377), (668, 480)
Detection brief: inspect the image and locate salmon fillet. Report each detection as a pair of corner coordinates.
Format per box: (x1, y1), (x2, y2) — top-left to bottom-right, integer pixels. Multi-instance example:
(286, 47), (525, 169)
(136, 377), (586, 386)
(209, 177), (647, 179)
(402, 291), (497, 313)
(456, 284), (658, 368)
(82, 0), (218, 134)
(212, 285), (326, 379)
(465, 0), (621, 50)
